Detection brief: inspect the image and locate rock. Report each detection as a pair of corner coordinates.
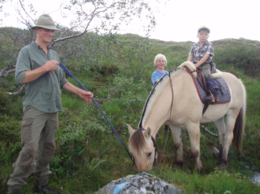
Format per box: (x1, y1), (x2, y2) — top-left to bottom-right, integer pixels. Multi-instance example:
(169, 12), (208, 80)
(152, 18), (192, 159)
(97, 172), (181, 194)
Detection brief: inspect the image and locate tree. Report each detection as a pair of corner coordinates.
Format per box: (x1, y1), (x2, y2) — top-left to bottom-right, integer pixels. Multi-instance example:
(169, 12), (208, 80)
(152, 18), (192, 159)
(0, 0), (166, 81)
(0, 0), (6, 13)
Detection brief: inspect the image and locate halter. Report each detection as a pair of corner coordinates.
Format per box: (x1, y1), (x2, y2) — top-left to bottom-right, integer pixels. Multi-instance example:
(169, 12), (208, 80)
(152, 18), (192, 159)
(151, 135), (159, 166)
(132, 131), (159, 172)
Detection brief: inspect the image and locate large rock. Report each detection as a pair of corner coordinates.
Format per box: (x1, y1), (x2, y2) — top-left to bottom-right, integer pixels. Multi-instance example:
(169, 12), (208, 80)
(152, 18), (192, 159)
(97, 172), (181, 194)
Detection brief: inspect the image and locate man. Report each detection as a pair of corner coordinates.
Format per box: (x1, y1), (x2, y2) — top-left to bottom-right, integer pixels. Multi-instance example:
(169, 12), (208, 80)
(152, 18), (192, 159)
(7, 14), (93, 194)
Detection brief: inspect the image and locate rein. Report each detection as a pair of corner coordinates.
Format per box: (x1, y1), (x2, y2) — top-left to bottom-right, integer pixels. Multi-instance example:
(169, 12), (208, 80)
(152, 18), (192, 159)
(157, 74), (174, 166)
(131, 74), (175, 172)
(58, 63), (135, 167)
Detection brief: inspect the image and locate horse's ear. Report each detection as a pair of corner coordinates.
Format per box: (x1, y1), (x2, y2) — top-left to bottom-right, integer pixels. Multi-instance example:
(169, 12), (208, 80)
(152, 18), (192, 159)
(127, 124), (135, 136)
(145, 127), (152, 138)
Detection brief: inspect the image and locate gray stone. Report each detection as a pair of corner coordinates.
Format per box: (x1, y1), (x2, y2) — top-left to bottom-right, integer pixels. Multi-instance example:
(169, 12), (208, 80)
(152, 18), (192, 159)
(97, 172), (181, 194)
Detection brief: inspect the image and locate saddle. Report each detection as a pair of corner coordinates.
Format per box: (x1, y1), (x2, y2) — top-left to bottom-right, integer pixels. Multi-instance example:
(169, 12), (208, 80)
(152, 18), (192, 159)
(179, 61), (231, 106)
(196, 67), (220, 98)
(179, 61), (221, 96)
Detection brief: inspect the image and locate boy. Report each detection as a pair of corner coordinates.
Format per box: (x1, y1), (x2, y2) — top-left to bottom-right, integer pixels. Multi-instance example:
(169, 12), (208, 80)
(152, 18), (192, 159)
(151, 53), (170, 134)
(151, 53), (168, 86)
(188, 26), (217, 102)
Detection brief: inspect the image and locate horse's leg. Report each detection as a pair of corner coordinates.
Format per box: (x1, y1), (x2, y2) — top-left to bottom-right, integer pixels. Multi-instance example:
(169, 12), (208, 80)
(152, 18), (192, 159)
(214, 117), (227, 168)
(215, 110), (238, 169)
(170, 126), (183, 166)
(186, 123), (203, 171)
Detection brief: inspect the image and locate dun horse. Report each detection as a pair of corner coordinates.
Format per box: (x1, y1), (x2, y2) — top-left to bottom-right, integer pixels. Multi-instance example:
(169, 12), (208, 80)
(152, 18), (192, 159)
(127, 62), (246, 172)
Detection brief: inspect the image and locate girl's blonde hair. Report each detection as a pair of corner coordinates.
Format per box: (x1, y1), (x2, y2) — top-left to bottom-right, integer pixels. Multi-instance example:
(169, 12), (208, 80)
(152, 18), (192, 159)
(154, 54), (167, 67)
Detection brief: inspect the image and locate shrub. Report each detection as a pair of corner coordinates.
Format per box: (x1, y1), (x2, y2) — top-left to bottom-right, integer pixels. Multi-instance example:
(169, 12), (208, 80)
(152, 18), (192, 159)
(99, 64), (120, 76)
(214, 42), (260, 77)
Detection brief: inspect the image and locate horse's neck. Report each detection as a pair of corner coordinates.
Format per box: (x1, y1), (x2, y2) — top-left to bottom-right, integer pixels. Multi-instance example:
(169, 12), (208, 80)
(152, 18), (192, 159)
(141, 69), (190, 137)
(143, 117), (168, 137)
(142, 80), (173, 137)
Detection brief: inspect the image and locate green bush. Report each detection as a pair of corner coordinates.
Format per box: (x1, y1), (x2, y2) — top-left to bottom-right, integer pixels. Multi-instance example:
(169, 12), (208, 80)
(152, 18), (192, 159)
(99, 64), (120, 76)
(0, 89), (11, 114)
(214, 42), (260, 77)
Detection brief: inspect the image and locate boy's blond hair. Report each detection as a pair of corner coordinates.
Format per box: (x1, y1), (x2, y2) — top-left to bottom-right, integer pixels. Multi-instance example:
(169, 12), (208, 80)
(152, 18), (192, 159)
(154, 54), (167, 67)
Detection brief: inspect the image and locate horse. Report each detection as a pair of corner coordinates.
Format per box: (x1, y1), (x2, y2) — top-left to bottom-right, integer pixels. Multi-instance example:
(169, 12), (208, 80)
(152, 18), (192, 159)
(127, 62), (246, 172)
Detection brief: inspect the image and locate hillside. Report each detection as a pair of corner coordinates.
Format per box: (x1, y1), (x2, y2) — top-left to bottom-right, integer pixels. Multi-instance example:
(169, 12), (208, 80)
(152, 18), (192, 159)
(0, 30), (260, 193)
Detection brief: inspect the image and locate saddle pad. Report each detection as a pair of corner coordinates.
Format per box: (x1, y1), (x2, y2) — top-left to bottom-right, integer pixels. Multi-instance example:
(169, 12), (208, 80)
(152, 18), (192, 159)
(190, 74), (231, 104)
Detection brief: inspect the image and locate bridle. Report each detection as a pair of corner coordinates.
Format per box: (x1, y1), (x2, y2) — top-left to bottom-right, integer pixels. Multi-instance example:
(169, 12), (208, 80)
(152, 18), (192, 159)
(132, 132), (159, 173)
(132, 74), (174, 172)
(151, 135), (159, 167)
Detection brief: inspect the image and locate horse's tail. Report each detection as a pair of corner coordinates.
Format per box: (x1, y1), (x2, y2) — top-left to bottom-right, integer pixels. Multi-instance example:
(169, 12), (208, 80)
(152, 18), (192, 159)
(232, 79), (246, 153)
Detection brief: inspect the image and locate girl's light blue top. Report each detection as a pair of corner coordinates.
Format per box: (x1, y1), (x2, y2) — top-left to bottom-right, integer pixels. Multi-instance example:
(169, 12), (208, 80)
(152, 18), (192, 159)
(151, 70), (169, 86)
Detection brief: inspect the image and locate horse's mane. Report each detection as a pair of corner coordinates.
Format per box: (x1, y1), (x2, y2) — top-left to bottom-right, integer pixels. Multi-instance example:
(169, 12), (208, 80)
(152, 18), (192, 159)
(129, 128), (145, 155)
(138, 67), (184, 128)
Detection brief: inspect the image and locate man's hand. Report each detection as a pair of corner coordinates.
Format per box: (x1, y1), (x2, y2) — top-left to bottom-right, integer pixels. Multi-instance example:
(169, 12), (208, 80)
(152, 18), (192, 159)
(78, 90), (94, 102)
(62, 82), (94, 101)
(44, 60), (59, 72)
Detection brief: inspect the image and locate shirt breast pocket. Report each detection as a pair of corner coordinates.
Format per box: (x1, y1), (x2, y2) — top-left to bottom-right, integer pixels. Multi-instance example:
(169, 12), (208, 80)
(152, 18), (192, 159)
(30, 58), (48, 70)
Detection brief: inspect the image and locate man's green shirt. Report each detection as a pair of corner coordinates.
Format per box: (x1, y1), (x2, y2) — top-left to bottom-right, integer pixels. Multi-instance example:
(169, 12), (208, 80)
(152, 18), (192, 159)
(15, 42), (68, 113)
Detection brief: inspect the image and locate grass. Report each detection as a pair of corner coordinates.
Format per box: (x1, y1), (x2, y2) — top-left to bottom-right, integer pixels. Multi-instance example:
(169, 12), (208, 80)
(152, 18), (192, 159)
(156, 168), (260, 194)
(1, 34), (260, 193)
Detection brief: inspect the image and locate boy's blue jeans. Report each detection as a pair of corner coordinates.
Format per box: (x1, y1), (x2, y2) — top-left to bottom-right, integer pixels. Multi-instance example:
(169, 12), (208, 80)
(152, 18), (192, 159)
(197, 63), (211, 79)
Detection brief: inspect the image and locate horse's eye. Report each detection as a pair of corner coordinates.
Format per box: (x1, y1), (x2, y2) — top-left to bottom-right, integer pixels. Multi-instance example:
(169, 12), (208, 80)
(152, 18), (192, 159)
(147, 152), (152, 157)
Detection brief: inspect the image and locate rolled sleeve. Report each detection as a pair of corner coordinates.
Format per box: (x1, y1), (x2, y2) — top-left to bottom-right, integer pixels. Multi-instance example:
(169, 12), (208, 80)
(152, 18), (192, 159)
(15, 71), (26, 85)
(189, 46), (194, 56)
(206, 44), (214, 56)
(61, 79), (68, 88)
(15, 49), (31, 85)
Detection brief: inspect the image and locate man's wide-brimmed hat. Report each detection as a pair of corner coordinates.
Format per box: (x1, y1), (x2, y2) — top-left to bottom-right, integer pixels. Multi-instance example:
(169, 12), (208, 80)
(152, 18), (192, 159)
(198, 26), (210, 33)
(32, 14), (58, 31)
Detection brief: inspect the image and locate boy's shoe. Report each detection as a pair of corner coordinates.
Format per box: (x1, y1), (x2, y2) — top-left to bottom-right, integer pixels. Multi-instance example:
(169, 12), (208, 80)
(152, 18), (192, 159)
(214, 96), (219, 102)
(8, 185), (22, 194)
(35, 185), (60, 194)
(204, 95), (214, 103)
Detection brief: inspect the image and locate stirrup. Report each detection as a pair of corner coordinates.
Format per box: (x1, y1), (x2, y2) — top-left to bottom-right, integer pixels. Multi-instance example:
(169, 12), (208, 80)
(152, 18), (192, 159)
(204, 91), (215, 103)
(208, 91), (215, 103)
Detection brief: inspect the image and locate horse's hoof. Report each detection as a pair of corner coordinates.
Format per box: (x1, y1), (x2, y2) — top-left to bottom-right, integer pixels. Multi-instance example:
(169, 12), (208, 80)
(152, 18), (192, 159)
(195, 165), (203, 173)
(176, 160), (183, 167)
(218, 163), (227, 170)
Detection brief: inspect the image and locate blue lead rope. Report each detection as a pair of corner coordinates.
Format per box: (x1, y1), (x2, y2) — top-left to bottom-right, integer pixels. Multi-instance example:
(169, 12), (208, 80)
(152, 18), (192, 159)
(59, 62), (134, 162)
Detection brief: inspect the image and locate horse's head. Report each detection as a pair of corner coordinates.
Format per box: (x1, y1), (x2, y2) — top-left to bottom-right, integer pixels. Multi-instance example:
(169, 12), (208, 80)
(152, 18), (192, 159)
(127, 124), (158, 172)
